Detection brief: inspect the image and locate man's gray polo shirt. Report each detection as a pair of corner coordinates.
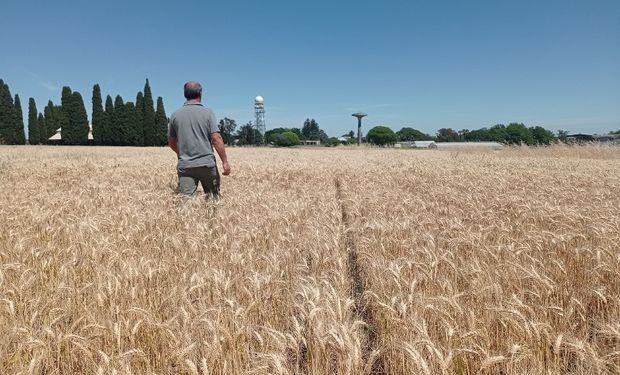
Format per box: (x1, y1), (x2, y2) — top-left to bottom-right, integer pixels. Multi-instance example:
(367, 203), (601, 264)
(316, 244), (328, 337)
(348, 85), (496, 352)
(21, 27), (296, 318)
(168, 102), (219, 171)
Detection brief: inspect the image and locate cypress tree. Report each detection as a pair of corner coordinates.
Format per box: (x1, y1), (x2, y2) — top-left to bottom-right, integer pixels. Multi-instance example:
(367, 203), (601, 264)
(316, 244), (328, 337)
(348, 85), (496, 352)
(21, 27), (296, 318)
(54, 105), (63, 138)
(43, 101), (58, 142)
(103, 95), (114, 145)
(13, 94), (26, 144)
(37, 113), (45, 144)
(142, 79), (156, 146)
(91, 84), (104, 145)
(61, 86), (72, 107)
(0, 79), (14, 144)
(43, 101), (54, 142)
(68, 92), (89, 145)
(135, 91), (145, 146)
(155, 96), (168, 146)
(59, 87), (72, 143)
(28, 98), (39, 144)
(112, 95), (124, 145)
(123, 102), (141, 146)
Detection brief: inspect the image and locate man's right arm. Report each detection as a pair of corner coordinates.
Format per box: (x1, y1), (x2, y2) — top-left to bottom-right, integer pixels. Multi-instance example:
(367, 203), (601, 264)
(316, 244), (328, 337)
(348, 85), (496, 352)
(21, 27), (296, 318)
(168, 136), (178, 156)
(210, 132), (231, 175)
(167, 116), (178, 155)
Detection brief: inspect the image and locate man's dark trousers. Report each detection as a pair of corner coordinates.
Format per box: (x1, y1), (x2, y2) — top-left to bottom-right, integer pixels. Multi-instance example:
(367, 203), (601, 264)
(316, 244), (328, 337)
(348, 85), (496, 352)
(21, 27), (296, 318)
(178, 166), (220, 198)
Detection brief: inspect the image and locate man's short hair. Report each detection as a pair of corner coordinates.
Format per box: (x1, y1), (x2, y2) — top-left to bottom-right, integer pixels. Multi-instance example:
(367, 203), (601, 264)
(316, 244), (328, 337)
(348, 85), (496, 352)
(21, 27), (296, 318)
(184, 81), (202, 100)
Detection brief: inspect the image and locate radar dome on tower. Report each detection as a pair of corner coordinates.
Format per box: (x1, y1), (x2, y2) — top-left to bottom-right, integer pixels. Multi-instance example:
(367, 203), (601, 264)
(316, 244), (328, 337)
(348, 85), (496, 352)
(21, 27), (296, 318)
(255, 96), (264, 105)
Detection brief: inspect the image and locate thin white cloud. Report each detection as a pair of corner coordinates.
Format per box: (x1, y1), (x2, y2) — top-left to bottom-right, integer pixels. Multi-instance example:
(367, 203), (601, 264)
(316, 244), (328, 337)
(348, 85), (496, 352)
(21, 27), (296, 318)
(42, 81), (60, 92)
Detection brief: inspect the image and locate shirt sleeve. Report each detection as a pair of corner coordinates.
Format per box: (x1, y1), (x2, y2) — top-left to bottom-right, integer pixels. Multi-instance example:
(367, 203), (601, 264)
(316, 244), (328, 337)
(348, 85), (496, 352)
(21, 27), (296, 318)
(208, 111), (219, 134)
(168, 116), (177, 138)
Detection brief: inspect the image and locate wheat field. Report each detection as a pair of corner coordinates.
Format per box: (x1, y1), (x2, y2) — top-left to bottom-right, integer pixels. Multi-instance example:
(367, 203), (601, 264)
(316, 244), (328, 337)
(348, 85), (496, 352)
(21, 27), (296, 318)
(0, 145), (619, 374)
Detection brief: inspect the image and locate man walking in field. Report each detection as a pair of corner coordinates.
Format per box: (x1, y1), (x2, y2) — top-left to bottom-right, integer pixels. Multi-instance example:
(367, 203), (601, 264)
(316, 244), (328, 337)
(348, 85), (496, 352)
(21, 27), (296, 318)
(168, 81), (231, 198)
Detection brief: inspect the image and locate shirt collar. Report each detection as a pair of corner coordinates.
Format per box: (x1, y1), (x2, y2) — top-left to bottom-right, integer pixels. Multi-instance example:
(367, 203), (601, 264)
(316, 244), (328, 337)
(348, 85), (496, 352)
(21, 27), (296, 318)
(184, 100), (203, 106)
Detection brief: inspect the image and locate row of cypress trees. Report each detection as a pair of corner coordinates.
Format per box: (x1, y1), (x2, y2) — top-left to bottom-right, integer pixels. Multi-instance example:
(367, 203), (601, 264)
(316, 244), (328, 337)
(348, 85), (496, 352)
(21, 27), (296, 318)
(0, 79), (27, 144)
(0, 78), (168, 146)
(91, 79), (168, 146)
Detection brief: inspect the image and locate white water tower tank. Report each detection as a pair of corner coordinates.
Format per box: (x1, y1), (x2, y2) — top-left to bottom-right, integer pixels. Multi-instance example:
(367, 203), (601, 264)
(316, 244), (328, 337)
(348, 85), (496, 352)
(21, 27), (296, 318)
(255, 96), (264, 105)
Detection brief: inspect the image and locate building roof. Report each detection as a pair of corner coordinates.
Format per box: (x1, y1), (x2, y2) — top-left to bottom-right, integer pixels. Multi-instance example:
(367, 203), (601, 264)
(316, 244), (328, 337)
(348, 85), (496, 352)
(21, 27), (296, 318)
(413, 141), (437, 148)
(435, 142), (503, 149)
(48, 128), (94, 141)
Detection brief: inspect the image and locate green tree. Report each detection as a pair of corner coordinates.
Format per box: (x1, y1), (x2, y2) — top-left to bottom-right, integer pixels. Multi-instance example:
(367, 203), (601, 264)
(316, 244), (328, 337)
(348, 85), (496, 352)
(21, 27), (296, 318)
(37, 113), (45, 144)
(265, 128), (303, 144)
(103, 95), (114, 145)
(505, 123), (533, 145)
(27, 98), (39, 144)
(154, 97), (168, 146)
(464, 128), (490, 141)
(0, 80), (10, 143)
(529, 126), (557, 145)
(236, 122), (263, 145)
(0, 79), (10, 143)
(323, 137), (341, 147)
(112, 95), (125, 145)
(436, 128), (459, 142)
(43, 101), (58, 142)
(135, 91), (145, 145)
(367, 126), (397, 146)
(290, 128), (303, 139)
(318, 129), (328, 142)
(13, 94), (26, 144)
(458, 129), (470, 141)
(92, 84), (104, 145)
(123, 102), (142, 146)
(396, 127), (432, 141)
(63, 92), (89, 145)
(265, 127), (289, 143)
(59, 87), (72, 144)
(0, 80), (24, 144)
(488, 124), (507, 143)
(142, 79), (156, 146)
(218, 117), (237, 145)
(273, 131), (300, 147)
(301, 118), (321, 140)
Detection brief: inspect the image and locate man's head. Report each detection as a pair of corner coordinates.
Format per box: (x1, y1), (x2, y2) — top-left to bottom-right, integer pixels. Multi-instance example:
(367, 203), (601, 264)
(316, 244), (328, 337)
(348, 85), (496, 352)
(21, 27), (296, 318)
(184, 81), (202, 101)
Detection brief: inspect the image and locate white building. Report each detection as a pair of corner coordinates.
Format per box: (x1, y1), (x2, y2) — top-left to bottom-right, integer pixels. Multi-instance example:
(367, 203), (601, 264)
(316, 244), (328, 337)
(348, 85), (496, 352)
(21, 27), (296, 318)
(435, 142), (503, 150)
(48, 127), (94, 142)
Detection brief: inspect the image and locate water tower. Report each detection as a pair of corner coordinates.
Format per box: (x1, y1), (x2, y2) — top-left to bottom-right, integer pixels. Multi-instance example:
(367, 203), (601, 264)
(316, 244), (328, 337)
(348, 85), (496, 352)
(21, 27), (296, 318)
(352, 112), (367, 145)
(254, 96), (265, 139)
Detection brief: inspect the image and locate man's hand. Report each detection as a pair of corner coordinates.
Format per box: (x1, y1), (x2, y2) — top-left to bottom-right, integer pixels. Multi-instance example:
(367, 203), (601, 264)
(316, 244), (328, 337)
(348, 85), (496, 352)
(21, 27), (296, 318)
(222, 161), (231, 176)
(211, 132), (231, 176)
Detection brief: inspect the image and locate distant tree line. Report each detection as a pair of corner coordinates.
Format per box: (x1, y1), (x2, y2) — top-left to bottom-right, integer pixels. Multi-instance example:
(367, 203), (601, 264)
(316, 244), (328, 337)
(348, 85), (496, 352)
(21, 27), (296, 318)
(0, 78), (167, 146)
(213, 118), (564, 148)
(435, 124), (557, 145)
(217, 118), (330, 147)
(365, 123), (560, 146)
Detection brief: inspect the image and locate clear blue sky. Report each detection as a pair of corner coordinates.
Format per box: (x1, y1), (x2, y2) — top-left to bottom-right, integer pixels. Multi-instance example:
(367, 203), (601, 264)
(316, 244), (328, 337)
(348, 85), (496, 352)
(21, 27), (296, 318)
(2, 0), (619, 136)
